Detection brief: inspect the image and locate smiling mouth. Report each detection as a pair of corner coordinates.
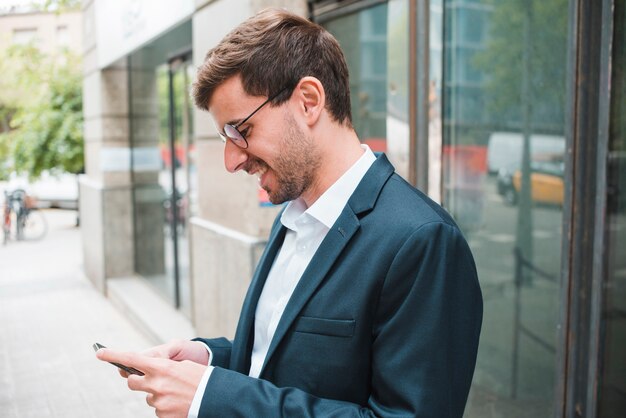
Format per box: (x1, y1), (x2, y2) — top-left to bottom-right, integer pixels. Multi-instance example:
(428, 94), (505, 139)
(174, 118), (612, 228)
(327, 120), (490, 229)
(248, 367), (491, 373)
(245, 162), (269, 185)
(255, 165), (268, 180)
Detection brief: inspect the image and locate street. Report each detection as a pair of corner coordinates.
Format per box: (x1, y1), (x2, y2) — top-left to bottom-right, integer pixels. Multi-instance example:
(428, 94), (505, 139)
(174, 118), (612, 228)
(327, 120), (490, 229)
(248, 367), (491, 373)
(0, 209), (155, 418)
(464, 176), (563, 416)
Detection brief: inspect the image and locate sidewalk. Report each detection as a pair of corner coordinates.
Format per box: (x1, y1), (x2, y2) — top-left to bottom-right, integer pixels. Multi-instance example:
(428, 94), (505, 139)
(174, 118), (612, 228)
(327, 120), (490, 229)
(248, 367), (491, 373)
(0, 209), (155, 418)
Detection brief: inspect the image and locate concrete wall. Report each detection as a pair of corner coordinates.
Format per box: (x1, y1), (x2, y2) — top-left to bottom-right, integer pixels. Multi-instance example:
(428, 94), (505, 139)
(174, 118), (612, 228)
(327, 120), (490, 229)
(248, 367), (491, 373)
(190, 218), (266, 338)
(80, 0), (135, 292)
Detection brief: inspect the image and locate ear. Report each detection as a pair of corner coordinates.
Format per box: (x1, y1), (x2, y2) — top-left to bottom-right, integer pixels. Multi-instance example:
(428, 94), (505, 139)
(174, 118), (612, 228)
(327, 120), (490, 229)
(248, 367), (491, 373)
(293, 76), (325, 127)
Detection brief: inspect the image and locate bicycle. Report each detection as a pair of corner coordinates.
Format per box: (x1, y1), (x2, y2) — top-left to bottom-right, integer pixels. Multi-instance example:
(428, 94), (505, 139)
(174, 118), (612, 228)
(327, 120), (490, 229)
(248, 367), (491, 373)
(2, 189), (48, 244)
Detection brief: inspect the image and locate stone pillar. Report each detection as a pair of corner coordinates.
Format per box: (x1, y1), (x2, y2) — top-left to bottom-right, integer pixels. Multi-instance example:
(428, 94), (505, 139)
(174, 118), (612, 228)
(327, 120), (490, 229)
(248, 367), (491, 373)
(80, 0), (134, 293)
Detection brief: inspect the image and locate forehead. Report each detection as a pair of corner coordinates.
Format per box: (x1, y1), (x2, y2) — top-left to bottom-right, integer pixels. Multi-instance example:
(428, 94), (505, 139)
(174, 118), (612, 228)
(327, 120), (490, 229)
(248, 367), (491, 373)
(208, 75), (252, 124)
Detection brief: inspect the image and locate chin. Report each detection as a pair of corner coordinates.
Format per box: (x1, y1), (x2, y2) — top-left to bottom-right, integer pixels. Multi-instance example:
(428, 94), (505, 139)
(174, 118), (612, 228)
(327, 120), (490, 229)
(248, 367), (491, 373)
(268, 194), (287, 205)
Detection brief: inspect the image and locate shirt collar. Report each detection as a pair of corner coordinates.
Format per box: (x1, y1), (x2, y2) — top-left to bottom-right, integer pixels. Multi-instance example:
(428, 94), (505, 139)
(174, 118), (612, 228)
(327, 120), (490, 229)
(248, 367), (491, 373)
(281, 145), (376, 231)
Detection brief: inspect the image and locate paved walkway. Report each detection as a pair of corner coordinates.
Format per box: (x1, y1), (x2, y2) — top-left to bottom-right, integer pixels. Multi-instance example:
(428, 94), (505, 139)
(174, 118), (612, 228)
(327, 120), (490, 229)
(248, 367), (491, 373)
(0, 209), (155, 417)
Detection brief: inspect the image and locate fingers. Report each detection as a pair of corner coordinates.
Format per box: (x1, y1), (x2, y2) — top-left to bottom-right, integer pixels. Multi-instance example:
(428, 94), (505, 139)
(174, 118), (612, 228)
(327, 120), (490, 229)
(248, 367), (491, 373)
(95, 347), (159, 375)
(139, 339), (209, 365)
(141, 339), (184, 360)
(127, 373), (149, 392)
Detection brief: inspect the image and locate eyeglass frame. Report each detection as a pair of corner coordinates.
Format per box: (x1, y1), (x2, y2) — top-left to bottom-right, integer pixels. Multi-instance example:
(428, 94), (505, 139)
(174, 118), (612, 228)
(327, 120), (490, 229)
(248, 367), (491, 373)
(218, 86), (290, 149)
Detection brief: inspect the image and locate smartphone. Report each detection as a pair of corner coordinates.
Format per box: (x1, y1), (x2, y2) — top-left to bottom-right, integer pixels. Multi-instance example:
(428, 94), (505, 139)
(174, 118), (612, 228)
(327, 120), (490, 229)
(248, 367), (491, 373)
(93, 343), (145, 376)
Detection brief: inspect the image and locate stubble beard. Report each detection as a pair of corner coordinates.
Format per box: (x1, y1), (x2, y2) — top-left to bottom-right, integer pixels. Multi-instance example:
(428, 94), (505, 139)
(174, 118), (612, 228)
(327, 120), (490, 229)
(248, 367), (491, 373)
(262, 112), (321, 205)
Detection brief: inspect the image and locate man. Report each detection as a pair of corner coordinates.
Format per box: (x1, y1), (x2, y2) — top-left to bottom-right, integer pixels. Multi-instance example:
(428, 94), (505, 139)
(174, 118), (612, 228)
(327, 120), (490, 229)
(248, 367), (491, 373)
(97, 8), (482, 417)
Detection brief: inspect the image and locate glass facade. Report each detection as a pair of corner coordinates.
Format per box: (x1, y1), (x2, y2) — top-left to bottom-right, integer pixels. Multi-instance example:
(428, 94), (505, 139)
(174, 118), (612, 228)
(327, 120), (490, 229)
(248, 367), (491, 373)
(325, 3), (388, 141)
(128, 20), (195, 317)
(318, 1), (572, 414)
(311, 0), (626, 414)
(599, 0), (626, 415)
(442, 1), (568, 415)
(324, 0), (412, 180)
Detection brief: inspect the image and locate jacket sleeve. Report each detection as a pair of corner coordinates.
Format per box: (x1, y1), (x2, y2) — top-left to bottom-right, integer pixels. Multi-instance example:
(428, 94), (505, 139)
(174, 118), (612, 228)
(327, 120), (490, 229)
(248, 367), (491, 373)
(196, 221), (483, 417)
(193, 337), (232, 369)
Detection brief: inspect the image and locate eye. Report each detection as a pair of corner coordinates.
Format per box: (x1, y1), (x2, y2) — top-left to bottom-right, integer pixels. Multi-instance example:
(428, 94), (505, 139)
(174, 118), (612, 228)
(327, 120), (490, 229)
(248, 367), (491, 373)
(239, 126), (251, 139)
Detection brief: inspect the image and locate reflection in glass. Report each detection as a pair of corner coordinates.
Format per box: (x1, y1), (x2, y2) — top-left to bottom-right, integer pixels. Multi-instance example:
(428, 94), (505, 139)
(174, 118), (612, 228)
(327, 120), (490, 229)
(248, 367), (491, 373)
(324, 1), (414, 181)
(442, 1), (568, 416)
(324, 4), (399, 171)
(599, 1), (626, 416)
(386, 0), (410, 179)
(128, 21), (194, 318)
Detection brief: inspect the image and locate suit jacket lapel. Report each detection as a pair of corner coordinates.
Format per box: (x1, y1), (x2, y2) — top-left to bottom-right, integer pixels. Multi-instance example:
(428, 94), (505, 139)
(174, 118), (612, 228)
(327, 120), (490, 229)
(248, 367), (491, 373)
(259, 207), (360, 375)
(259, 154), (395, 376)
(230, 220), (287, 373)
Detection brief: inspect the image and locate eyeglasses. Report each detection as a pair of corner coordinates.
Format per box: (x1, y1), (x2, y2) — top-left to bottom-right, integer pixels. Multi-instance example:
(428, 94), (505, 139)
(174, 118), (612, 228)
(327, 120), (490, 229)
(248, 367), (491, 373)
(219, 87), (289, 149)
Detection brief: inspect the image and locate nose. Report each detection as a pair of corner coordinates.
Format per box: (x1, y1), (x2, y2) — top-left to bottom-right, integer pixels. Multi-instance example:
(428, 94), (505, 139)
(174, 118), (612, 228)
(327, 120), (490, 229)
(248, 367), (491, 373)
(223, 139), (248, 173)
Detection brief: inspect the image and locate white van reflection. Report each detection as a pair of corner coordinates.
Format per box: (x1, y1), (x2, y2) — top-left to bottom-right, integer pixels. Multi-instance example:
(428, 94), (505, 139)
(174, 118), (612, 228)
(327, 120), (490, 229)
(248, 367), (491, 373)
(487, 132), (565, 174)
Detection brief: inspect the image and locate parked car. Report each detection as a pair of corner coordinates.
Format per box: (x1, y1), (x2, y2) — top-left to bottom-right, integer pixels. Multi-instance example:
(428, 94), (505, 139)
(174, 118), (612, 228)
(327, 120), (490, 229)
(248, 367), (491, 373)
(5, 172), (78, 210)
(497, 161), (564, 206)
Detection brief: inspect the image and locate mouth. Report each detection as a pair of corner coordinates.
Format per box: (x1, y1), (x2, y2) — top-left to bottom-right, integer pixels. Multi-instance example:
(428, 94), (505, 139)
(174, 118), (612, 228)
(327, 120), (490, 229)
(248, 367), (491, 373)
(256, 165), (269, 186)
(246, 162), (270, 188)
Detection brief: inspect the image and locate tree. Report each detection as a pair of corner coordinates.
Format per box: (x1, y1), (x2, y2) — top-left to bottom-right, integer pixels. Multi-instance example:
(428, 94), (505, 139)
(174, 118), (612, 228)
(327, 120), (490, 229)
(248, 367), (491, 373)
(39, 0), (81, 12)
(474, 0), (568, 133)
(0, 43), (83, 180)
(472, 0), (568, 283)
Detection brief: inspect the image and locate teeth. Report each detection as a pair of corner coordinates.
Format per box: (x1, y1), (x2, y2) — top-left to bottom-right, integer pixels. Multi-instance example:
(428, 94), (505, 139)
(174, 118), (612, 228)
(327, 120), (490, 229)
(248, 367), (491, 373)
(257, 166), (267, 181)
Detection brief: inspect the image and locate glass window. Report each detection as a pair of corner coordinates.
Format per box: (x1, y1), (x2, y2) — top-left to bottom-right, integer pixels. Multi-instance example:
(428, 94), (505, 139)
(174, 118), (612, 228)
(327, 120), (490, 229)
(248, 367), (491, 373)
(324, 1), (412, 180)
(128, 20), (194, 317)
(599, 0), (626, 416)
(12, 28), (37, 45)
(56, 25), (69, 47)
(325, 3), (388, 142)
(442, 1), (569, 416)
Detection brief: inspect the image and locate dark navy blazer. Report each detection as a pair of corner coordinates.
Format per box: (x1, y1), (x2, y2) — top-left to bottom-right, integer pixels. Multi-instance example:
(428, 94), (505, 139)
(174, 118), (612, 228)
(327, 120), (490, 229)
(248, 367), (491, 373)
(196, 154), (483, 417)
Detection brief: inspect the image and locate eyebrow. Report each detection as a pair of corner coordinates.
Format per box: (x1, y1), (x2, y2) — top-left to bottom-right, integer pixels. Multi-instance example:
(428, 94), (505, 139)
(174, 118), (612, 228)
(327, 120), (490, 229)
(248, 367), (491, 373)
(225, 118), (244, 127)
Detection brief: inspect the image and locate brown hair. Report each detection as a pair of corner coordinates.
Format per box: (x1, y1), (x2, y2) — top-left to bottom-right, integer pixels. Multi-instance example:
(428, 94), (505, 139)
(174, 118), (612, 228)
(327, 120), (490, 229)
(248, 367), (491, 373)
(192, 8), (352, 126)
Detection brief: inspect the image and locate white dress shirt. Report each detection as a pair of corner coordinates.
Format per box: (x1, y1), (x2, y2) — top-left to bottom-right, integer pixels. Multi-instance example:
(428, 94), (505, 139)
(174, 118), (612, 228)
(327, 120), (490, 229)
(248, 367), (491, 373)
(188, 145), (376, 417)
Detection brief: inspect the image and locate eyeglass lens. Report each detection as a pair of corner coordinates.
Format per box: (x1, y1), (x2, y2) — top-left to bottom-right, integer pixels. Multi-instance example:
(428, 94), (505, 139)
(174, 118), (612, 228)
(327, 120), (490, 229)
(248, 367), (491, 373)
(220, 86), (289, 148)
(223, 124), (246, 147)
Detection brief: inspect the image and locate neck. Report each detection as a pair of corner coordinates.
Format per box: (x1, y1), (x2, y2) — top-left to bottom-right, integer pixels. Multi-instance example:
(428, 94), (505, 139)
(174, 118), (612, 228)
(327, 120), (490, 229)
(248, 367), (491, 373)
(300, 122), (364, 207)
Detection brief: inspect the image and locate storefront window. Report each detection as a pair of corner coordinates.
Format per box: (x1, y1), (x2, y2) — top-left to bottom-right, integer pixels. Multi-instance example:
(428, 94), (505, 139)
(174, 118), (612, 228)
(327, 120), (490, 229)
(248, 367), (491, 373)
(323, 1), (412, 180)
(599, 0), (626, 415)
(442, 1), (568, 416)
(128, 20), (194, 317)
(325, 4), (387, 146)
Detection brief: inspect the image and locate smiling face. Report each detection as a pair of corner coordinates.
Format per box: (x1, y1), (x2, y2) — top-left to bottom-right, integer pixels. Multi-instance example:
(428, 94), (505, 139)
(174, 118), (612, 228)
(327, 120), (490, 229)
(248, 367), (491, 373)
(209, 76), (322, 205)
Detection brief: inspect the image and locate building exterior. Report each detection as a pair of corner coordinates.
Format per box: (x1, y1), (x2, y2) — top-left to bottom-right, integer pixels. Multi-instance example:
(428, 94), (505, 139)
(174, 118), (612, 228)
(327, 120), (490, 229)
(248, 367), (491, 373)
(80, 0), (624, 417)
(0, 7), (82, 54)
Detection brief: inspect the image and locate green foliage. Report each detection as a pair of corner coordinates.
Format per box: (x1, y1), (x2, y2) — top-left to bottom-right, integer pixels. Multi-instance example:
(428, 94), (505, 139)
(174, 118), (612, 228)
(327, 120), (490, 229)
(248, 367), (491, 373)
(0, 44), (46, 124)
(473, 0), (568, 132)
(0, 44), (83, 180)
(32, 0), (81, 13)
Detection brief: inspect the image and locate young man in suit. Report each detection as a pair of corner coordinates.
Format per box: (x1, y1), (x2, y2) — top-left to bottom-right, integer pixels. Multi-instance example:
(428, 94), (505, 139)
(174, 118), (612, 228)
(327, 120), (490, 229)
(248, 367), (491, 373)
(97, 8), (483, 417)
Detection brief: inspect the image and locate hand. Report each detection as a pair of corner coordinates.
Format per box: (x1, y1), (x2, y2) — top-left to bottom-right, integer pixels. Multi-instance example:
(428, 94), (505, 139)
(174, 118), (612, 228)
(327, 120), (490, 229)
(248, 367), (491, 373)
(142, 339), (210, 365)
(96, 347), (207, 418)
